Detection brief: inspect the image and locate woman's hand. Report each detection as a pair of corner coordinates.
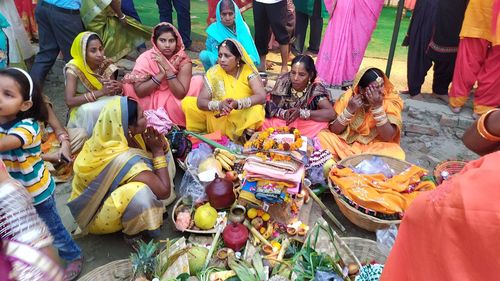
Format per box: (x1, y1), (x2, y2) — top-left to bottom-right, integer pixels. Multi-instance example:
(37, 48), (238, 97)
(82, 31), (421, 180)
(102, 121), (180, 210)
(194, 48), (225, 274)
(102, 79), (123, 95)
(284, 108), (300, 125)
(143, 127), (166, 155)
(219, 99), (235, 116)
(365, 84), (383, 107)
(347, 94), (363, 114)
(152, 53), (175, 76)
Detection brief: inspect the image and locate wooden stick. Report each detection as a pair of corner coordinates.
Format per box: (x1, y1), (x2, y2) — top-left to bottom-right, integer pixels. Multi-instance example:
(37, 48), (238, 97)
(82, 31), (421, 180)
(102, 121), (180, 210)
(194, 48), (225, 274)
(304, 185), (346, 232)
(244, 221), (272, 247)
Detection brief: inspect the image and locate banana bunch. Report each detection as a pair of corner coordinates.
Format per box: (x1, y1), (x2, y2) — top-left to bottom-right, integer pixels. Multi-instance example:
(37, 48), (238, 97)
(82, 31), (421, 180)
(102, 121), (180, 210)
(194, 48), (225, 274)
(214, 148), (236, 171)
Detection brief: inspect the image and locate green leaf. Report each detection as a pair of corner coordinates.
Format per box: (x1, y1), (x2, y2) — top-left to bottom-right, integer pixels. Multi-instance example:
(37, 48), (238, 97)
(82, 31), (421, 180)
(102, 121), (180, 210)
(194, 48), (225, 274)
(252, 252), (265, 281)
(175, 273), (190, 281)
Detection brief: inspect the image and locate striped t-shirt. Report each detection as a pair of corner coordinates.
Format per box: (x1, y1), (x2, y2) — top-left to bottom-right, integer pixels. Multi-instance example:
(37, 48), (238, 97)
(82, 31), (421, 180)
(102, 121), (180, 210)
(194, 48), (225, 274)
(0, 118), (55, 205)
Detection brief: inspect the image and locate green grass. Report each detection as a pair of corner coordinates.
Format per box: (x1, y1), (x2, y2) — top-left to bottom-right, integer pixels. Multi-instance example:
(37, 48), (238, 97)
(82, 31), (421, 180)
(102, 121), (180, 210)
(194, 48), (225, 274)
(133, 0), (409, 61)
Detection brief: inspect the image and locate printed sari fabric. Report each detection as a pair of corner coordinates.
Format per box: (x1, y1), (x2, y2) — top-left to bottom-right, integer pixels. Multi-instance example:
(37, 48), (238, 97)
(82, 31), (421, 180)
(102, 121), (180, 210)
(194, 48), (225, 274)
(316, 0), (384, 88)
(65, 31), (119, 136)
(201, 0), (260, 70)
(207, 0), (252, 25)
(318, 68), (405, 160)
(68, 97), (176, 235)
(182, 39), (265, 142)
(449, 0), (500, 114)
(81, 0), (151, 61)
(263, 73), (331, 138)
(123, 23), (203, 128)
(14, 0), (37, 41)
(0, 12), (8, 69)
(382, 151), (500, 280)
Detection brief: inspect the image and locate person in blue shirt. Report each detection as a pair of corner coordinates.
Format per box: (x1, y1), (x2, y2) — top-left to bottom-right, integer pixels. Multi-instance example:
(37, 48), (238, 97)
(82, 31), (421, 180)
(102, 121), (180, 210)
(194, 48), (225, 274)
(29, 0), (84, 86)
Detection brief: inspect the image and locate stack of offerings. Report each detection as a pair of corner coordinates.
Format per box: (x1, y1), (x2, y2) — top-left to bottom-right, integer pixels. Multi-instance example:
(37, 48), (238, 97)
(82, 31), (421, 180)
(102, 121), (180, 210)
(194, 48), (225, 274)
(239, 127), (307, 224)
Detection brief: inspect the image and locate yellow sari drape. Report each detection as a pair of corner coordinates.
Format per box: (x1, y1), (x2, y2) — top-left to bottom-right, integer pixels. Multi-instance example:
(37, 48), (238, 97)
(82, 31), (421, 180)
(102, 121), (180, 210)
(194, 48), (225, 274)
(318, 68), (405, 160)
(330, 165), (436, 214)
(181, 39), (264, 141)
(65, 31), (119, 135)
(68, 97), (175, 235)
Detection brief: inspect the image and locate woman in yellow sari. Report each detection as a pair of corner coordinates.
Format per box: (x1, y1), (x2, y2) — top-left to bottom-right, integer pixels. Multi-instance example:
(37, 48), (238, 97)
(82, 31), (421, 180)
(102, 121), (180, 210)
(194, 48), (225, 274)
(68, 97), (176, 240)
(182, 39), (266, 141)
(318, 68), (405, 160)
(64, 32), (123, 136)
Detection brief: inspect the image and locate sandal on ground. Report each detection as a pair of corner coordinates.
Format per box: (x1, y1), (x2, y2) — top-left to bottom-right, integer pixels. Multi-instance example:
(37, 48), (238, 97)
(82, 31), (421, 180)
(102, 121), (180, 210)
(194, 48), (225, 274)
(433, 93), (449, 104)
(64, 258), (83, 281)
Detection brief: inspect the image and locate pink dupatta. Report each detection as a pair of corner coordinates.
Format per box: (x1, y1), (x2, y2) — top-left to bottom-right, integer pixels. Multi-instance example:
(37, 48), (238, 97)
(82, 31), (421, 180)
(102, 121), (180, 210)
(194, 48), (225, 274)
(123, 23), (200, 128)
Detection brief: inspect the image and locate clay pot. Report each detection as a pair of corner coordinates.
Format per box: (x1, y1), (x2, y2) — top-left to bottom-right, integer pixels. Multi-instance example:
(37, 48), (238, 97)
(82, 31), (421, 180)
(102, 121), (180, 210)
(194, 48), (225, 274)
(223, 223), (249, 252)
(228, 205), (246, 224)
(205, 174), (235, 209)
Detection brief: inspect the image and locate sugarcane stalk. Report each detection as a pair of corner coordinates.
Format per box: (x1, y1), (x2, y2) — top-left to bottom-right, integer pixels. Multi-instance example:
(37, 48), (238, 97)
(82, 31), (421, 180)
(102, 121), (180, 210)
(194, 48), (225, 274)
(304, 185), (346, 232)
(203, 226), (222, 271)
(184, 130), (241, 155)
(243, 220), (272, 247)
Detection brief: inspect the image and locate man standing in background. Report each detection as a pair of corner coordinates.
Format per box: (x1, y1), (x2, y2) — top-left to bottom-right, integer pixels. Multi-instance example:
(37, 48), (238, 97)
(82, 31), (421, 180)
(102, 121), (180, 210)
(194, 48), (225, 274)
(156, 0), (192, 49)
(30, 0), (84, 86)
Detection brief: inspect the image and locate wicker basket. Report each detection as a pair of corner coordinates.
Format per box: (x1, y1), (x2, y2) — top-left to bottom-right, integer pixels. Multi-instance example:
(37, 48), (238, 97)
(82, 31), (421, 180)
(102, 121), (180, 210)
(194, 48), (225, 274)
(78, 259), (132, 281)
(341, 237), (387, 264)
(329, 154), (407, 232)
(433, 160), (467, 184)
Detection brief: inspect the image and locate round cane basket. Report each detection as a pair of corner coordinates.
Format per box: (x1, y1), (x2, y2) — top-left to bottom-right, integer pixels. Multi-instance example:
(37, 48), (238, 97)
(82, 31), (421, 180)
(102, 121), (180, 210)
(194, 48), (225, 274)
(78, 259), (132, 281)
(341, 237), (387, 264)
(329, 154), (408, 232)
(433, 160), (467, 184)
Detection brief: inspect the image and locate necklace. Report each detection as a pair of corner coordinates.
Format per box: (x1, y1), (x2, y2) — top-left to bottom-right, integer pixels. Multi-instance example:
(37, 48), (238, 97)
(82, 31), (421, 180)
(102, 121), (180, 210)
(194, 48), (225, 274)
(291, 83), (310, 98)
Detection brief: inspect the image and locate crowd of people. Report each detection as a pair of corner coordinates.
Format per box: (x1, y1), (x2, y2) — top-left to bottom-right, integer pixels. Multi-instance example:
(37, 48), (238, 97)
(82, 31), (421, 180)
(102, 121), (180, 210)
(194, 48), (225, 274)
(0, 0), (498, 280)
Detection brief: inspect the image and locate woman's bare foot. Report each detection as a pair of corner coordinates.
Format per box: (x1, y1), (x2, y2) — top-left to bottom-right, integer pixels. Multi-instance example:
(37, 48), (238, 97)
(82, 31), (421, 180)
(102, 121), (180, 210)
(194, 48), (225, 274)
(450, 106), (462, 114)
(410, 94), (425, 101)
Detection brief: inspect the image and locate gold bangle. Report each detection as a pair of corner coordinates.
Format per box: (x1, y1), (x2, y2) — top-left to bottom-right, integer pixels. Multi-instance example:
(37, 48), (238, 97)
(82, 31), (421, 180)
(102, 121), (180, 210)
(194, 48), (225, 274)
(477, 109), (500, 142)
(154, 162), (168, 170)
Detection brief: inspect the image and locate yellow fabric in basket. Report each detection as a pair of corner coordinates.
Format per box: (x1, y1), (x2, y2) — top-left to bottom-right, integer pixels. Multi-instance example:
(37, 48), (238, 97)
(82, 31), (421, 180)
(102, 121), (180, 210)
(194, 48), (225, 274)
(329, 165), (436, 214)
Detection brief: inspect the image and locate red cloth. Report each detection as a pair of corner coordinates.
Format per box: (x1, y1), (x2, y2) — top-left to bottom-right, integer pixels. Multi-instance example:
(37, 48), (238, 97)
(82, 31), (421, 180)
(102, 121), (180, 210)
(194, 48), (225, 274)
(381, 151), (500, 280)
(262, 118), (328, 139)
(449, 37), (500, 114)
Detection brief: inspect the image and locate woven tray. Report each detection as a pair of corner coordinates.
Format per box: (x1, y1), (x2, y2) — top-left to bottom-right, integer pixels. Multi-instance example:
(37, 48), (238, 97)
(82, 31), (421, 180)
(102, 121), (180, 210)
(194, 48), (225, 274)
(78, 259), (132, 281)
(341, 237), (387, 264)
(329, 154), (407, 232)
(433, 160), (467, 184)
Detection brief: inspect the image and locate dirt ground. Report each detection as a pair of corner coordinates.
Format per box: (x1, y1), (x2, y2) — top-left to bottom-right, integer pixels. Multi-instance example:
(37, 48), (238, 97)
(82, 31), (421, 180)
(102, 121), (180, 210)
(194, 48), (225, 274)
(41, 51), (478, 277)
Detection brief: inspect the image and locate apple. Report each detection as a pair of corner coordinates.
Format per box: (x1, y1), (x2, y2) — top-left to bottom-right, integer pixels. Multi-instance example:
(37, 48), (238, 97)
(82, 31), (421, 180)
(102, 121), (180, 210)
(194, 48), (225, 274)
(225, 171), (238, 182)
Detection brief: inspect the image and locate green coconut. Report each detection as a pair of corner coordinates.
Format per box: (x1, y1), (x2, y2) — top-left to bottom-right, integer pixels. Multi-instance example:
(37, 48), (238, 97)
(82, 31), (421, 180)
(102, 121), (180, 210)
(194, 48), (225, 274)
(187, 246), (209, 275)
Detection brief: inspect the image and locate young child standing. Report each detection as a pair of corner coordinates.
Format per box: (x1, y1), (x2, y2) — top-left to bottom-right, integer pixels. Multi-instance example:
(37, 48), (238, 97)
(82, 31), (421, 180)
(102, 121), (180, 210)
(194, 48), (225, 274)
(0, 68), (83, 281)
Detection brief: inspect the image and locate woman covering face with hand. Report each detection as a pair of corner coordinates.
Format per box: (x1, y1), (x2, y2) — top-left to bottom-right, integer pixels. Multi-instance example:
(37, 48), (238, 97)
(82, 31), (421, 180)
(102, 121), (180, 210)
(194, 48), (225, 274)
(318, 67), (405, 161)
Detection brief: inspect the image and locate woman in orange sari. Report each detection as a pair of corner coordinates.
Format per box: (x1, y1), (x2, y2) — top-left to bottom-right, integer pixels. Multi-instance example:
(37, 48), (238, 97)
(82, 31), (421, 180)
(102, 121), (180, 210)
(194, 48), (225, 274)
(381, 108), (500, 280)
(318, 68), (404, 160)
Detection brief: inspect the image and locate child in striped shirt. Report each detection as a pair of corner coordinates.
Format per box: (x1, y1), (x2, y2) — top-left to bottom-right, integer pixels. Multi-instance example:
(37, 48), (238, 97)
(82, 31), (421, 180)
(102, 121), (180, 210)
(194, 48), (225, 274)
(0, 68), (83, 280)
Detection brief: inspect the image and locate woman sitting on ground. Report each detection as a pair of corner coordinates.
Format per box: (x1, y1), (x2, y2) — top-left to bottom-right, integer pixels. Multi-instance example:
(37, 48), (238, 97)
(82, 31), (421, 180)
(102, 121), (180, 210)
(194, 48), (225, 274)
(263, 54), (334, 138)
(318, 67), (405, 160)
(182, 39), (266, 142)
(65, 31), (123, 136)
(200, 0), (260, 70)
(68, 97), (176, 241)
(124, 23), (203, 129)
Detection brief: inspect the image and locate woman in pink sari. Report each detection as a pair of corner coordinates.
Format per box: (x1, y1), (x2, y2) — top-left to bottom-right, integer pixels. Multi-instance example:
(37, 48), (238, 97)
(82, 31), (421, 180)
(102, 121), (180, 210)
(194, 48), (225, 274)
(316, 0), (384, 88)
(123, 23), (203, 129)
